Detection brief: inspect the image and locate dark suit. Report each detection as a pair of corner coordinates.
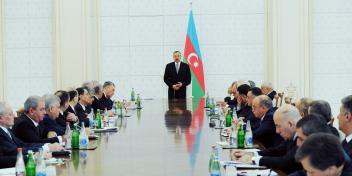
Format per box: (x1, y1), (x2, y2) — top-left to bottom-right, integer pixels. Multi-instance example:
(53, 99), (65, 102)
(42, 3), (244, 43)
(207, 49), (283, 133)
(0, 128), (43, 155)
(41, 114), (66, 136)
(0, 147), (16, 169)
(163, 62), (191, 99)
(224, 97), (237, 110)
(258, 137), (302, 174)
(343, 139), (352, 159)
(12, 114), (59, 144)
(92, 96), (105, 114)
(267, 90), (277, 100)
(55, 112), (67, 128)
(99, 93), (114, 110)
(75, 103), (90, 127)
(253, 108), (283, 148)
(64, 105), (78, 127)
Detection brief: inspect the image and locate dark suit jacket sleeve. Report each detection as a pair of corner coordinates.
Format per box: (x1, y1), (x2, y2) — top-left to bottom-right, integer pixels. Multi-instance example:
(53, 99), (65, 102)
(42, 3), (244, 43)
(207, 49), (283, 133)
(182, 64), (191, 87)
(13, 121), (59, 144)
(258, 140), (288, 157)
(253, 118), (276, 141)
(163, 64), (173, 87)
(259, 146), (300, 174)
(0, 155), (17, 169)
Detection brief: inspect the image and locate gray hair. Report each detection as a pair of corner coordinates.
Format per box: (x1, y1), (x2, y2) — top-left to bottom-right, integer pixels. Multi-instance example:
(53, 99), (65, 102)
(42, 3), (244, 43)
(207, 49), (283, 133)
(103, 81), (115, 89)
(24, 95), (43, 113)
(296, 97), (313, 117)
(261, 81), (273, 89)
(257, 95), (273, 109)
(43, 94), (60, 111)
(275, 104), (301, 123)
(341, 95), (352, 114)
(0, 102), (6, 116)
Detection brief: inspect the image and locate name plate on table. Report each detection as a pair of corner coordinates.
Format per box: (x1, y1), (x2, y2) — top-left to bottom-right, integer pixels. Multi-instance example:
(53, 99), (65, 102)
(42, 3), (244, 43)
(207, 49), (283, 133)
(92, 127), (118, 133)
(66, 144), (98, 150)
(217, 141), (259, 149)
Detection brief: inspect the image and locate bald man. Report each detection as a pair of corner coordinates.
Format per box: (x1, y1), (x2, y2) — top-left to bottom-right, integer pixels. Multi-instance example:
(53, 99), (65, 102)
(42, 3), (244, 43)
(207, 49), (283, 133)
(234, 105), (302, 174)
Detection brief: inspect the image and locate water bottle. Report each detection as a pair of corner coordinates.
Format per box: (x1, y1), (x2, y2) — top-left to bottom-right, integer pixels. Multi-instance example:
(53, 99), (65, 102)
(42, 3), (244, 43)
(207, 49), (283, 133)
(96, 110), (102, 129)
(245, 120), (253, 148)
(208, 146), (217, 172)
(15, 148), (25, 176)
(136, 94), (142, 109)
(79, 122), (89, 149)
(25, 150), (36, 176)
(65, 122), (71, 149)
(225, 109), (232, 127)
(237, 124), (245, 149)
(230, 124), (237, 147)
(88, 108), (95, 128)
(71, 124), (80, 149)
(36, 148), (46, 176)
(131, 88), (135, 101)
(210, 98), (215, 115)
(206, 92), (210, 107)
(210, 155), (221, 176)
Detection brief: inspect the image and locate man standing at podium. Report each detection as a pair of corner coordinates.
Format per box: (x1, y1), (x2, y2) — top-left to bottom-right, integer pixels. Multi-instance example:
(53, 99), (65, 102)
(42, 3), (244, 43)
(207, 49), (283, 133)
(163, 51), (191, 99)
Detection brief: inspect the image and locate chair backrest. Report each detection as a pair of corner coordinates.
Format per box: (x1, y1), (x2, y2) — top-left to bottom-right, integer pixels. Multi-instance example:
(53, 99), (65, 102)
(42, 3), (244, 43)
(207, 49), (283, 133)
(275, 92), (284, 107)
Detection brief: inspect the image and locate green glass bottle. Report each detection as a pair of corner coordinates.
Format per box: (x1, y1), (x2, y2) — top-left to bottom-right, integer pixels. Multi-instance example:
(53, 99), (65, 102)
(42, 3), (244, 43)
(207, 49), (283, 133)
(136, 94), (141, 109)
(71, 125), (80, 149)
(96, 110), (102, 129)
(25, 151), (36, 176)
(237, 124), (245, 149)
(225, 109), (232, 127)
(131, 88), (135, 101)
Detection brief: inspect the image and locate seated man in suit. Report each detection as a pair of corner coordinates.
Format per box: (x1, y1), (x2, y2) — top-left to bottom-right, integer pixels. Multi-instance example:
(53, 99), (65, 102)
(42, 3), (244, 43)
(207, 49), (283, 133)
(247, 87), (262, 130)
(41, 94), (66, 136)
(260, 81), (277, 100)
(338, 95), (352, 159)
(99, 81), (116, 116)
(234, 105), (302, 174)
(91, 84), (105, 114)
(236, 84), (252, 121)
(64, 90), (80, 127)
(0, 101), (62, 168)
(295, 133), (352, 176)
(12, 96), (64, 144)
(54, 90), (75, 128)
(294, 97), (313, 118)
(308, 100), (340, 137)
(251, 95), (283, 148)
(289, 114), (334, 176)
(75, 87), (92, 127)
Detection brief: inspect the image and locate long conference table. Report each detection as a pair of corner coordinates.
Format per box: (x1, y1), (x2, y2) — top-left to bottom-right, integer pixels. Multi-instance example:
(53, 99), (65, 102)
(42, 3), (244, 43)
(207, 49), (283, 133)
(54, 98), (226, 176)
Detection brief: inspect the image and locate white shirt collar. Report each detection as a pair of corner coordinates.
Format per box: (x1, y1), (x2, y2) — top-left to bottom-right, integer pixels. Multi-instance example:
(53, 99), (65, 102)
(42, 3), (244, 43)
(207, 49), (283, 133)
(70, 105), (76, 112)
(346, 133), (352, 143)
(79, 103), (86, 111)
(60, 110), (63, 115)
(0, 125), (10, 134)
(25, 114), (39, 127)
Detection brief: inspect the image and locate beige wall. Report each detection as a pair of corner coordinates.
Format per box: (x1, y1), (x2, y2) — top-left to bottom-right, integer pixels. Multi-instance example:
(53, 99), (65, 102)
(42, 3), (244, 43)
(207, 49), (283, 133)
(0, 0), (311, 101)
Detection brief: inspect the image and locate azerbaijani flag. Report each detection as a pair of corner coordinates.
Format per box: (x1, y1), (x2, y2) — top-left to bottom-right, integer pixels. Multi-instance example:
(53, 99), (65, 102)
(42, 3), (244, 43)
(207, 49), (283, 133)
(183, 10), (205, 98)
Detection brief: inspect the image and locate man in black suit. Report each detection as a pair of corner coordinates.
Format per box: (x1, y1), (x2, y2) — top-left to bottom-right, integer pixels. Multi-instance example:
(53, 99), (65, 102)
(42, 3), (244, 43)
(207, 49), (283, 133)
(91, 84), (106, 114)
(12, 96), (64, 144)
(251, 95), (283, 148)
(234, 105), (302, 174)
(75, 87), (92, 127)
(41, 94), (66, 136)
(246, 87), (262, 131)
(295, 133), (352, 176)
(338, 95), (352, 158)
(99, 81), (115, 114)
(261, 81), (277, 100)
(163, 51), (191, 99)
(0, 101), (62, 168)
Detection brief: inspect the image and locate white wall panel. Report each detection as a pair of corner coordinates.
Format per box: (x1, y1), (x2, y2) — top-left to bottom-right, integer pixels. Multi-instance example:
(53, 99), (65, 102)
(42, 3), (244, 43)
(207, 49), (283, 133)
(101, 17), (129, 46)
(4, 0), (54, 109)
(312, 0), (352, 116)
(129, 17), (163, 45)
(101, 0), (264, 99)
